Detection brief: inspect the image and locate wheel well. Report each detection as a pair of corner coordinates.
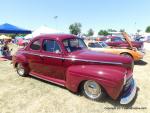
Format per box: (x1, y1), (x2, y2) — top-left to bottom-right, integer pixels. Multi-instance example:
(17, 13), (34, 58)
(120, 52), (133, 58)
(78, 80), (86, 93)
(15, 63), (18, 68)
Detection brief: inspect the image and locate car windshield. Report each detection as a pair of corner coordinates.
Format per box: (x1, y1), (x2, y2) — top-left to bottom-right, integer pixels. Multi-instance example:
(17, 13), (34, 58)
(63, 38), (87, 52)
(105, 36), (126, 42)
(113, 37), (126, 42)
(99, 42), (108, 47)
(88, 42), (103, 48)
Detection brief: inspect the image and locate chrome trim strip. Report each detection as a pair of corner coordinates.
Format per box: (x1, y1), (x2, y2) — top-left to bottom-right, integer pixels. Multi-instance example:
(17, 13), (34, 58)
(65, 58), (123, 65)
(26, 52), (64, 59)
(25, 52), (123, 65)
(30, 73), (65, 87)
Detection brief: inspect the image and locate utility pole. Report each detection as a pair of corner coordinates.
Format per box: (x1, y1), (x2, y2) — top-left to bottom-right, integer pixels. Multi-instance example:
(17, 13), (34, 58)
(53, 16), (58, 29)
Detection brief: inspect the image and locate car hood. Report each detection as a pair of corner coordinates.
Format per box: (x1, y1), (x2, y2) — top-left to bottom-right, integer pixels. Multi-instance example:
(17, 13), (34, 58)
(122, 32), (133, 49)
(67, 49), (132, 65)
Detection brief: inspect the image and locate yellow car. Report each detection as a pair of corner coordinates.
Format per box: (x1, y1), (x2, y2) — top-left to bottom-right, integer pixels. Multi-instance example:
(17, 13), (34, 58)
(87, 41), (144, 61)
(86, 32), (144, 61)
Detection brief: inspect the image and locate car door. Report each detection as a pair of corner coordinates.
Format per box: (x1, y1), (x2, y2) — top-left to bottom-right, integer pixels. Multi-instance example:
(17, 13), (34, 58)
(41, 39), (65, 80)
(25, 39), (44, 75)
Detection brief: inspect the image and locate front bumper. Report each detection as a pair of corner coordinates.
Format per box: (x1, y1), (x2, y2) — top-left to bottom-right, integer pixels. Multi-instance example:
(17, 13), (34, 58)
(120, 79), (137, 104)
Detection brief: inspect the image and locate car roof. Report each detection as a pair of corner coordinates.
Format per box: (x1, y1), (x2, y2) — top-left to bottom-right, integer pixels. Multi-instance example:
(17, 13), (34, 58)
(34, 33), (77, 41)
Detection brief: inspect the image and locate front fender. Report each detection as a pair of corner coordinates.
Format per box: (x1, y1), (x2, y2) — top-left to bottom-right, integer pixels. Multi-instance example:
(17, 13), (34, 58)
(66, 65), (126, 100)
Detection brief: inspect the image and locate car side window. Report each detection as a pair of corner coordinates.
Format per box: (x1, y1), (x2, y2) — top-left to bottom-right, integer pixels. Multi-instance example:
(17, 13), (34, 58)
(112, 37), (122, 42)
(30, 39), (41, 50)
(43, 39), (61, 53)
(88, 43), (95, 47)
(105, 38), (111, 42)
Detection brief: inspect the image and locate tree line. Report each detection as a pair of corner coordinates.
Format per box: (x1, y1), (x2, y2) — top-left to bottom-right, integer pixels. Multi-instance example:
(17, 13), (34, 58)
(69, 22), (150, 36)
(2, 23), (150, 38)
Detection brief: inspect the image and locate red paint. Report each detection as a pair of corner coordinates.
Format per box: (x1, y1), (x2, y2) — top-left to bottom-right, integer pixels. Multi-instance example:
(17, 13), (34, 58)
(101, 36), (143, 49)
(12, 34), (135, 100)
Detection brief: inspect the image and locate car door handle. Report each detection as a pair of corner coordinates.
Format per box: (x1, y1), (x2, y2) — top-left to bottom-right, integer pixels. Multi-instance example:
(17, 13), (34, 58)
(39, 55), (44, 57)
(39, 55), (44, 60)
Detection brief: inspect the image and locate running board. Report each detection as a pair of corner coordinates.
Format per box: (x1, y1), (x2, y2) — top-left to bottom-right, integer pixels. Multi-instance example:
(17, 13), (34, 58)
(29, 72), (65, 87)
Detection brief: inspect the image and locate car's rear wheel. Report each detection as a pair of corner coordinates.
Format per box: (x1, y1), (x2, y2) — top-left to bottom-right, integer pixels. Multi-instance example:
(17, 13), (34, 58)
(82, 80), (105, 101)
(16, 63), (27, 77)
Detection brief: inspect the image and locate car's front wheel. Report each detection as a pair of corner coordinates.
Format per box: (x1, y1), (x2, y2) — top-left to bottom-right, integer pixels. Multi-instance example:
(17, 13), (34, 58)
(16, 63), (27, 77)
(82, 80), (105, 101)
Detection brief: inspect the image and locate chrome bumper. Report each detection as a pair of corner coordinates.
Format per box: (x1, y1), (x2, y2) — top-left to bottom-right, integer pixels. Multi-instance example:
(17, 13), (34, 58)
(120, 79), (137, 104)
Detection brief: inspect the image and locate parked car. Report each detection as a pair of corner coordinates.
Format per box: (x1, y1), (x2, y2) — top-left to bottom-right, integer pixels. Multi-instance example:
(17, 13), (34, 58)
(87, 41), (144, 61)
(12, 34), (137, 104)
(101, 35), (144, 52)
(134, 36), (145, 42)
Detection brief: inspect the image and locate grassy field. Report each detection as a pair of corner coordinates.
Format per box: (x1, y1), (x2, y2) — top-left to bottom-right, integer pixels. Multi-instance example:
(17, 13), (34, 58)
(0, 44), (149, 113)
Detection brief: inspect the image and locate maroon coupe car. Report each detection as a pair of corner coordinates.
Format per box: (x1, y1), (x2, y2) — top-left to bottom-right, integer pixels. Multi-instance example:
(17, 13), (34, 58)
(101, 35), (144, 52)
(12, 34), (137, 104)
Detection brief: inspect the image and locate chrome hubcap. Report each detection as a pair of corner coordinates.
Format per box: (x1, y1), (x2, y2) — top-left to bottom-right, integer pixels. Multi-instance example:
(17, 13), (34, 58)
(84, 80), (101, 99)
(17, 64), (25, 75)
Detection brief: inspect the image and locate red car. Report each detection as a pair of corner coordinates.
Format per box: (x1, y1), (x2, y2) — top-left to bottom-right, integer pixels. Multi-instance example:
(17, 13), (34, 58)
(101, 36), (144, 52)
(12, 34), (137, 104)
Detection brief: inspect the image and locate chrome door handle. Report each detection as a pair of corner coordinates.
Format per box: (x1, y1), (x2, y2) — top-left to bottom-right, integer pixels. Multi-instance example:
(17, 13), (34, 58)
(39, 55), (44, 57)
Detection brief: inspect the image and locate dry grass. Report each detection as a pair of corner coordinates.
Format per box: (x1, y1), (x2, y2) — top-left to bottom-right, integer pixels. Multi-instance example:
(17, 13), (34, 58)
(0, 44), (150, 113)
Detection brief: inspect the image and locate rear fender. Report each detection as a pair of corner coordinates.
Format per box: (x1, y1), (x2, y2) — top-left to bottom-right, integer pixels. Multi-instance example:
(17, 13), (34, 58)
(13, 54), (30, 73)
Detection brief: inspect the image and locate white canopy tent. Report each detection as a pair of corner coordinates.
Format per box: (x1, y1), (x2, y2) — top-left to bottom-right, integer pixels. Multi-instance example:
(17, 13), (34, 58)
(24, 26), (63, 40)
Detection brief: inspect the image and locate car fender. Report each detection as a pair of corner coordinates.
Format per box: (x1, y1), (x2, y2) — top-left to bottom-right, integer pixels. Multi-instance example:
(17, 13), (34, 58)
(120, 51), (133, 57)
(65, 65), (126, 99)
(13, 54), (30, 73)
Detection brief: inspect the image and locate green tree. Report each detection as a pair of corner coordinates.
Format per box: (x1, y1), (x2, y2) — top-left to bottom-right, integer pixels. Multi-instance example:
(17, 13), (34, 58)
(145, 26), (150, 33)
(120, 29), (125, 32)
(5, 34), (27, 39)
(87, 28), (94, 36)
(82, 33), (87, 37)
(98, 30), (109, 36)
(107, 29), (117, 32)
(69, 22), (82, 35)
(3, 34), (17, 39)
(137, 29), (141, 33)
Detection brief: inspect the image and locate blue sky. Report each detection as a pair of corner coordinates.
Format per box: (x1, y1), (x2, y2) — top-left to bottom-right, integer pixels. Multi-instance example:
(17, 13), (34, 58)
(0, 0), (150, 34)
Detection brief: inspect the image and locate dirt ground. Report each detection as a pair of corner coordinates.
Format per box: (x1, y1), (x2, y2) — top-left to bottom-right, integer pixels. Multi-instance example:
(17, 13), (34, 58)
(0, 44), (150, 113)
